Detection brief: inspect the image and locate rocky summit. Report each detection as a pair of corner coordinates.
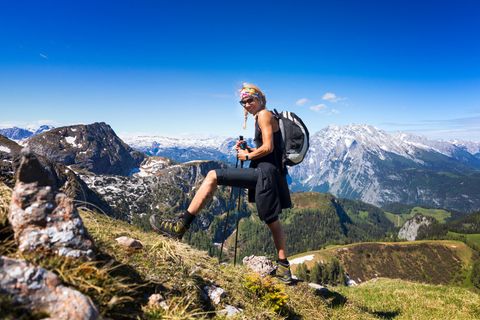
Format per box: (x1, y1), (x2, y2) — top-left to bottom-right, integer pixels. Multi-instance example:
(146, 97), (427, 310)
(25, 122), (144, 176)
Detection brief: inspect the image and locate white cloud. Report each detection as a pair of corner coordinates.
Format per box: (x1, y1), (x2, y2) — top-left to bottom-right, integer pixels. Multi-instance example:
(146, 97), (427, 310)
(329, 108), (340, 115)
(39, 53), (48, 60)
(310, 104), (327, 112)
(296, 98), (309, 106)
(322, 92), (346, 103)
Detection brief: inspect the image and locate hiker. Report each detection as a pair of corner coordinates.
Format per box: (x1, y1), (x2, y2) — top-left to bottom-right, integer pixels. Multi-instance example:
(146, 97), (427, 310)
(150, 83), (293, 283)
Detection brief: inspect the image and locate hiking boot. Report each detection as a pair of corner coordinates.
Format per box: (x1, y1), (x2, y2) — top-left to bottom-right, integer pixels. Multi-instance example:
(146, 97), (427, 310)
(149, 214), (188, 240)
(273, 260), (293, 284)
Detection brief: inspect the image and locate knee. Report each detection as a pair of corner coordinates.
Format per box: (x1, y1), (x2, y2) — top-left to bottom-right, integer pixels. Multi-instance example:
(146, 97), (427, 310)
(206, 170), (217, 184)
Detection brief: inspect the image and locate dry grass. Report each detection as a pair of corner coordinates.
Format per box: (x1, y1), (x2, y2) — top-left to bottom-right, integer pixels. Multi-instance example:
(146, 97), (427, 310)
(0, 182), (15, 256)
(0, 182), (12, 227)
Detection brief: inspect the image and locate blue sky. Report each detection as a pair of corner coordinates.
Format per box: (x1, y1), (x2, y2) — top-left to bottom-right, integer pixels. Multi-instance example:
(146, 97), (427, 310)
(0, 0), (479, 141)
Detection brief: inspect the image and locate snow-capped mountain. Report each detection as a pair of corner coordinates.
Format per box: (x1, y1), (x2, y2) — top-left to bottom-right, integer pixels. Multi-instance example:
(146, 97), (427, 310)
(0, 125), (54, 141)
(123, 124), (480, 212)
(288, 124), (480, 212)
(121, 134), (254, 164)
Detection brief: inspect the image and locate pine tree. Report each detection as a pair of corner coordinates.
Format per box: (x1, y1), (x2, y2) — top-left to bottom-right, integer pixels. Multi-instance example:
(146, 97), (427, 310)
(472, 259), (480, 289)
(310, 262), (323, 284)
(295, 263), (309, 281)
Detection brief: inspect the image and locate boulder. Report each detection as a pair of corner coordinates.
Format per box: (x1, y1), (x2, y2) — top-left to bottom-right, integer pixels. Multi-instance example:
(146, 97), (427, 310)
(8, 151), (94, 258)
(0, 256), (99, 319)
(203, 285), (226, 305)
(242, 255), (276, 277)
(115, 236), (143, 250)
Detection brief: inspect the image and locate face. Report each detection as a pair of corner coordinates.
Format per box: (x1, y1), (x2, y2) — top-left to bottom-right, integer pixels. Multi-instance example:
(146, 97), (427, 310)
(240, 96), (263, 115)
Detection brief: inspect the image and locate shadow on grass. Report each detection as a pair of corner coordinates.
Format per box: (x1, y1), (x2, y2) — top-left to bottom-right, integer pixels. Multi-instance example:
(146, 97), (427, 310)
(359, 307), (401, 319)
(93, 251), (168, 319)
(316, 289), (348, 308)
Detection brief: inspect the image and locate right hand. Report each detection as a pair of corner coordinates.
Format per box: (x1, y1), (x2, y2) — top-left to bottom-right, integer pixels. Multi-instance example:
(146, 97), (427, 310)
(235, 139), (248, 151)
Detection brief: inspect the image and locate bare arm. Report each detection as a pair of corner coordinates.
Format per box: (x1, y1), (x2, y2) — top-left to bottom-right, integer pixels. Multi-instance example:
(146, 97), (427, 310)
(237, 110), (275, 161)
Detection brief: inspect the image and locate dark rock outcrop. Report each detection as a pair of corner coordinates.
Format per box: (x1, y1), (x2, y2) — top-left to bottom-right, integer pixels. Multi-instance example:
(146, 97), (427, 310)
(26, 122), (144, 176)
(9, 151), (95, 258)
(0, 134), (22, 188)
(0, 256), (99, 319)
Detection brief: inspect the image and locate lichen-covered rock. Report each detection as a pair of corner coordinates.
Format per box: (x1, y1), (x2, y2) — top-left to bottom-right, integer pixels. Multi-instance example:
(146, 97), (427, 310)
(8, 151), (94, 258)
(0, 256), (99, 319)
(242, 255), (276, 277)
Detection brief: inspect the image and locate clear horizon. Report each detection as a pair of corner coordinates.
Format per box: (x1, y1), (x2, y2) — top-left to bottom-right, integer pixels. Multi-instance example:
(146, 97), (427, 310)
(1, 1), (479, 141)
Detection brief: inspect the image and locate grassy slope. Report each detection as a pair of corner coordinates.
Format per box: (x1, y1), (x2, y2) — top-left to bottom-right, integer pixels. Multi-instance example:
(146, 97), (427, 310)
(448, 231), (480, 248)
(384, 207), (452, 227)
(290, 240), (477, 286)
(79, 211), (480, 320)
(2, 183), (480, 319)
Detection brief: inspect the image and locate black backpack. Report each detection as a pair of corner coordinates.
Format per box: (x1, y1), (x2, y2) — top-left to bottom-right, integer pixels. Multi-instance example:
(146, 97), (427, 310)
(272, 109), (310, 167)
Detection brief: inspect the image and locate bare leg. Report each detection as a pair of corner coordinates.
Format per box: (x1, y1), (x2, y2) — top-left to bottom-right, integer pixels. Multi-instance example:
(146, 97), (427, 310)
(187, 170), (218, 215)
(267, 220), (287, 260)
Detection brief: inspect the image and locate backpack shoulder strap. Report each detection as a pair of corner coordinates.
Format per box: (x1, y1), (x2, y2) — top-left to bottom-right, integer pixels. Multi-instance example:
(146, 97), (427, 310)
(272, 109), (281, 119)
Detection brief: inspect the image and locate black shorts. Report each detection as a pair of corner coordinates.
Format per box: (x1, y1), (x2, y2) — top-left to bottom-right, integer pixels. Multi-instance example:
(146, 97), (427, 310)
(214, 168), (279, 224)
(215, 168), (258, 189)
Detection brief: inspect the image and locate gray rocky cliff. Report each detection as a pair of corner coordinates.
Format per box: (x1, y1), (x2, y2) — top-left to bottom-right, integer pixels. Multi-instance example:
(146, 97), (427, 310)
(78, 160), (230, 229)
(398, 214), (434, 241)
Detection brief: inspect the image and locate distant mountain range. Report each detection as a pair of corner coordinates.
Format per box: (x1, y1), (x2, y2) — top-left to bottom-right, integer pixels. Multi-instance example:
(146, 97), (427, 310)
(121, 125), (480, 212)
(0, 125), (54, 140)
(2, 123), (480, 212)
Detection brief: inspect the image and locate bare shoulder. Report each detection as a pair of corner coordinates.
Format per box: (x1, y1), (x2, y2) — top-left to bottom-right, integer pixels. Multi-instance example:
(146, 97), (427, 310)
(256, 109), (273, 122)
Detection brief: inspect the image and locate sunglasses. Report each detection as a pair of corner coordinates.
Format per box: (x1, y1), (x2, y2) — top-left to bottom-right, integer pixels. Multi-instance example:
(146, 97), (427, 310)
(239, 98), (255, 107)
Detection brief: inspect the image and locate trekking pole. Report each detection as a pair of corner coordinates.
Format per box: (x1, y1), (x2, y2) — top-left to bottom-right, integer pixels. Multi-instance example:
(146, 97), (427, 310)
(218, 135), (243, 263)
(233, 136), (246, 266)
(218, 158), (238, 262)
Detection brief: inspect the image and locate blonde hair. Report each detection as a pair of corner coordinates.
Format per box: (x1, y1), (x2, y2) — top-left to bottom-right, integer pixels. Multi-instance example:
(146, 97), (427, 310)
(240, 83), (267, 129)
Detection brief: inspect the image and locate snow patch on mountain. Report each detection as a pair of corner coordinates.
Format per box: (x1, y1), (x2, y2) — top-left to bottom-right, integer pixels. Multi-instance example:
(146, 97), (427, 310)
(121, 134), (230, 149)
(0, 146), (11, 154)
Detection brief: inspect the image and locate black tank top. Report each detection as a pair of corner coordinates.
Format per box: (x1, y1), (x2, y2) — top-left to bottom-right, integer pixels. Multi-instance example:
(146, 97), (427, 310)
(250, 114), (284, 171)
